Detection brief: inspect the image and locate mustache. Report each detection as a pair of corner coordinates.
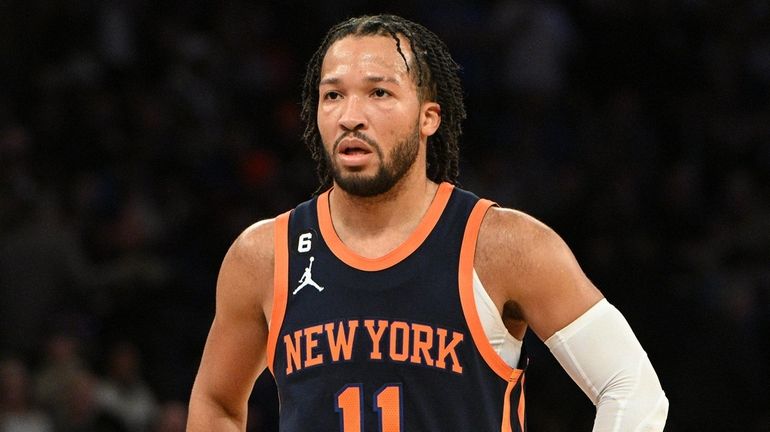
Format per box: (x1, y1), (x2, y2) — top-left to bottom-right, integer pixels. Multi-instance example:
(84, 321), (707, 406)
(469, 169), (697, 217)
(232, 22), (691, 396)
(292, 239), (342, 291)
(333, 131), (379, 153)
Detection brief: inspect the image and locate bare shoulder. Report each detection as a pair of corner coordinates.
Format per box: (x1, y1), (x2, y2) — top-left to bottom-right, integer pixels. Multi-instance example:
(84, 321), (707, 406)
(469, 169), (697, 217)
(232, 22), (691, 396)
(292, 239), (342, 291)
(231, 218), (276, 273)
(475, 206), (566, 303)
(476, 207), (560, 269)
(476, 206), (603, 340)
(217, 218), (276, 316)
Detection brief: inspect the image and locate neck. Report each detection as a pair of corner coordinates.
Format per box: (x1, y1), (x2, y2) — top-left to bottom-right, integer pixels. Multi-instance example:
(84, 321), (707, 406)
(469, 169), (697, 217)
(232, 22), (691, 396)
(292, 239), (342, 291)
(327, 171), (440, 257)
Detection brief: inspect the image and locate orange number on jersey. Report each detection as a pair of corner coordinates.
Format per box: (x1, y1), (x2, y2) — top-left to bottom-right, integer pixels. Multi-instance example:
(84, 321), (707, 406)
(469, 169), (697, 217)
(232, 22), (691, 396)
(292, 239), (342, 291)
(336, 385), (363, 432)
(336, 384), (403, 432)
(375, 384), (402, 432)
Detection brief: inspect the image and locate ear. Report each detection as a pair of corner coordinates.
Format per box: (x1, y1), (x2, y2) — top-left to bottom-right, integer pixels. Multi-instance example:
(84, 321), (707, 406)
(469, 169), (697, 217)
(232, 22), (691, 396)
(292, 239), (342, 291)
(420, 102), (441, 137)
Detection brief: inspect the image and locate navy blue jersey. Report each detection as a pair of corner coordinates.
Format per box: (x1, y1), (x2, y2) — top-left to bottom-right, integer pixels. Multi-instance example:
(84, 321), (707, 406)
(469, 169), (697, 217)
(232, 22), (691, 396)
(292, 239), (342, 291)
(267, 183), (526, 432)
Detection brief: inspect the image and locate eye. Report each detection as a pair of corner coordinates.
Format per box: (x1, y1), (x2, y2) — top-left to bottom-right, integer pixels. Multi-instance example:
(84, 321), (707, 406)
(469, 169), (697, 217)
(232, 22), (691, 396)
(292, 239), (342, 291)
(372, 88), (389, 98)
(323, 91), (342, 101)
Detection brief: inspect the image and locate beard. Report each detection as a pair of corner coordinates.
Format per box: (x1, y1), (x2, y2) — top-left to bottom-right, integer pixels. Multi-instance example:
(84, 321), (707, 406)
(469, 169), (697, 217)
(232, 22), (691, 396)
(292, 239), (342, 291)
(326, 125), (420, 198)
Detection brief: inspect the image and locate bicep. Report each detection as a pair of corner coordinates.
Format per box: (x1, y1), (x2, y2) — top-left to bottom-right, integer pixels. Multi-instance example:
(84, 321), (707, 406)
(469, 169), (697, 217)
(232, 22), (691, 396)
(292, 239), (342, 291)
(193, 302), (268, 411)
(516, 226), (603, 340)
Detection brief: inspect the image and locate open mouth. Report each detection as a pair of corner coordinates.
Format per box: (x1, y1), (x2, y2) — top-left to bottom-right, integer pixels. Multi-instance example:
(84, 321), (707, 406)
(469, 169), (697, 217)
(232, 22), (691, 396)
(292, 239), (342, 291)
(335, 138), (375, 168)
(337, 139), (373, 156)
(342, 148), (369, 155)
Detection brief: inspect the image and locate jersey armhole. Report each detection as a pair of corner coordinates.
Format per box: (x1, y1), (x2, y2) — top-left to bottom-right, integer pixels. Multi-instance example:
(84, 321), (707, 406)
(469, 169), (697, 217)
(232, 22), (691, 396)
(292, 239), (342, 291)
(459, 200), (524, 383)
(266, 210), (291, 376)
(472, 269), (523, 368)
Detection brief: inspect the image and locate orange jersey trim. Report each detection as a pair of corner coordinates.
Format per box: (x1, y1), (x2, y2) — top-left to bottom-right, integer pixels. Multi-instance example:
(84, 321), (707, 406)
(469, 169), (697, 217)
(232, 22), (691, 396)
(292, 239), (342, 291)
(458, 199), (523, 381)
(267, 210), (291, 376)
(517, 374), (526, 431)
(502, 375), (515, 432)
(458, 200), (526, 430)
(501, 370), (526, 432)
(317, 182), (454, 271)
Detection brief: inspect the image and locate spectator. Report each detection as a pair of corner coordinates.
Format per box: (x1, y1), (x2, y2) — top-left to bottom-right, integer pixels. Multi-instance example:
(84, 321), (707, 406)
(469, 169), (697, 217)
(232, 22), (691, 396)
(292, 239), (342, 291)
(95, 342), (158, 432)
(0, 358), (53, 432)
(57, 370), (126, 432)
(151, 402), (186, 432)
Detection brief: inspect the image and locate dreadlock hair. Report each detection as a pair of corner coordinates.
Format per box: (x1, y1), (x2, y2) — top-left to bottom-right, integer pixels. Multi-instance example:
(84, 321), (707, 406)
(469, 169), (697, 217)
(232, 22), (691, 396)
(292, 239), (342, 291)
(300, 14), (466, 194)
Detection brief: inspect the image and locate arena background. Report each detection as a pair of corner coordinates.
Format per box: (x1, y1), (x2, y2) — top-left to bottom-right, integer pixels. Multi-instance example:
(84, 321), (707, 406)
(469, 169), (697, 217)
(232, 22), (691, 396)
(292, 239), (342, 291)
(1, 1), (768, 431)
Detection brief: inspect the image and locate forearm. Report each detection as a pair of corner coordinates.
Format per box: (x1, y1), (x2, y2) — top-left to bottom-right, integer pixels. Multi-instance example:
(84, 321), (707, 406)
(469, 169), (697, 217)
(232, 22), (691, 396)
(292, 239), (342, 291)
(545, 299), (669, 432)
(592, 353), (669, 431)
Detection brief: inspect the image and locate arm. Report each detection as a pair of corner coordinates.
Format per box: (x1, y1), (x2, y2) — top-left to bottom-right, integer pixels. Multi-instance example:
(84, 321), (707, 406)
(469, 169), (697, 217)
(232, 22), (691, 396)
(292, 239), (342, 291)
(188, 219), (275, 431)
(476, 208), (668, 431)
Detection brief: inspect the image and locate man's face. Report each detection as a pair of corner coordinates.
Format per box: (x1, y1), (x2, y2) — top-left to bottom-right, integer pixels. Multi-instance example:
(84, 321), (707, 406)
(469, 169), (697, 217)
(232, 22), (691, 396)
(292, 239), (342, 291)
(317, 35), (431, 197)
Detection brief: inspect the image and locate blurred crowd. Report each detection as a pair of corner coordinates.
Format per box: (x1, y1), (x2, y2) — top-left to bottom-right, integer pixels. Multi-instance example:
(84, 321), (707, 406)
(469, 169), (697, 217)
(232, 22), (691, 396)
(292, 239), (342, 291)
(1, 1), (769, 431)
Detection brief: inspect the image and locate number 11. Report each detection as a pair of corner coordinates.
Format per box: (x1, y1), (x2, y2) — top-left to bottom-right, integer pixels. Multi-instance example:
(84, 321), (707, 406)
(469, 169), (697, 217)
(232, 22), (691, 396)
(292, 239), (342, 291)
(335, 384), (403, 432)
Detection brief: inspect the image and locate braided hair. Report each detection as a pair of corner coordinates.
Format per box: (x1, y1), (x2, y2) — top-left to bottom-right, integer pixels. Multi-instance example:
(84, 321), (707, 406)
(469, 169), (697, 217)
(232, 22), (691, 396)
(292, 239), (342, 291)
(301, 14), (466, 193)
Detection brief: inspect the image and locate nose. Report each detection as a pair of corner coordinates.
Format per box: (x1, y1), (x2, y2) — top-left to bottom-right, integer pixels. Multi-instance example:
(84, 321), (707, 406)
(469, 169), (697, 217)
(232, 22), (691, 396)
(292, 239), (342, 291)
(338, 96), (367, 131)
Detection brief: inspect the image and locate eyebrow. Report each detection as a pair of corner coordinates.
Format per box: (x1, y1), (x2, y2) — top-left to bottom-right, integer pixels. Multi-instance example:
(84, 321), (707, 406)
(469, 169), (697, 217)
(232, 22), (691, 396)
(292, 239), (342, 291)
(319, 75), (400, 86)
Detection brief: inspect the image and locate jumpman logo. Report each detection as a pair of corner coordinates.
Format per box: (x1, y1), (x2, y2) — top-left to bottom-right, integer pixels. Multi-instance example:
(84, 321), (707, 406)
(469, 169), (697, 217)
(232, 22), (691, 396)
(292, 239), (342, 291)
(293, 256), (324, 295)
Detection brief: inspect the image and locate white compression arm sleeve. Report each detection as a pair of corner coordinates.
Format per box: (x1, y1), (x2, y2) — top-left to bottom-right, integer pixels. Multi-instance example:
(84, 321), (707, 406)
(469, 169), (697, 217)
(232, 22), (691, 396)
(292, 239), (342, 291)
(544, 299), (669, 432)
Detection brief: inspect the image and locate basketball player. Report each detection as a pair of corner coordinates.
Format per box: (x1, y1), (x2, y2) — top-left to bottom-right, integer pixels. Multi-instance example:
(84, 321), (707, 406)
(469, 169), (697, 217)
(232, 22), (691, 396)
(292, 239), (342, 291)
(188, 15), (668, 431)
